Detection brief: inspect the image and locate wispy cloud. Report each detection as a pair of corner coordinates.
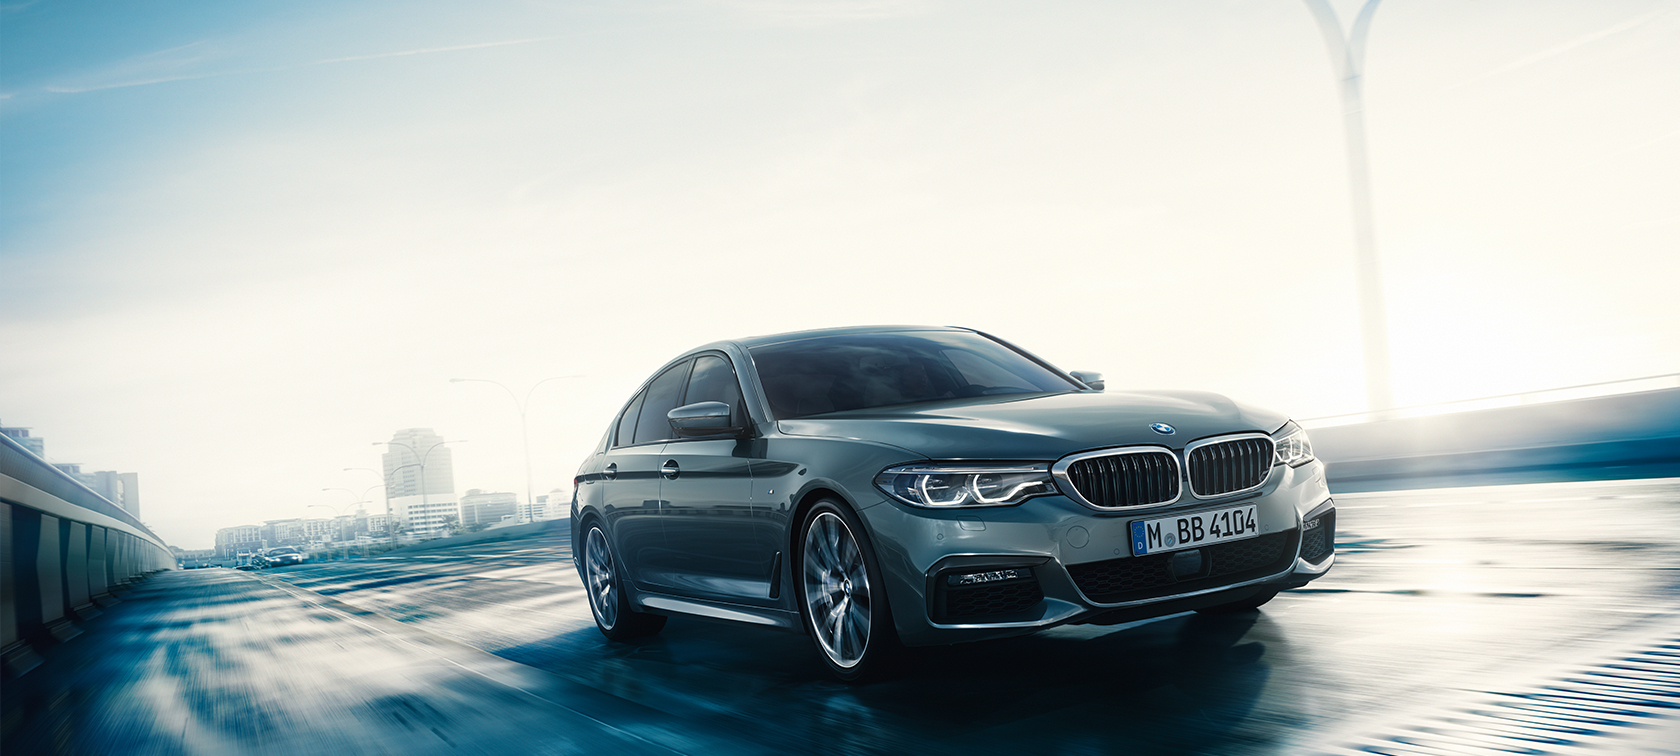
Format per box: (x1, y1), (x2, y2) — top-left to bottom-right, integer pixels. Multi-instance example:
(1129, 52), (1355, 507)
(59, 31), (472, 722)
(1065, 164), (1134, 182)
(44, 67), (280, 94)
(704, 0), (931, 25)
(1449, 10), (1667, 90)
(41, 35), (564, 95)
(313, 35), (565, 65)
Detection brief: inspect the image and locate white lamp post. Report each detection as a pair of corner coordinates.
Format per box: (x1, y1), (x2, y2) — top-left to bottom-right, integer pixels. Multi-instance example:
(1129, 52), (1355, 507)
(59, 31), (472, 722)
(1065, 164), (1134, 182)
(450, 376), (579, 521)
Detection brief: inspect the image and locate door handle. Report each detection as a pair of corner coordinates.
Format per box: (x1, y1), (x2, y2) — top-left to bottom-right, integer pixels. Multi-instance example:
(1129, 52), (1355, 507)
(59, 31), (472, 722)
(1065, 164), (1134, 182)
(603, 463), (617, 480)
(660, 460), (680, 480)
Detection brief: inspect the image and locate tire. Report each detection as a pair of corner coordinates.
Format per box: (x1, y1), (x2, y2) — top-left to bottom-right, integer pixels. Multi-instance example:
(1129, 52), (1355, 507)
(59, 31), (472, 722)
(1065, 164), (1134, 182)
(1194, 589), (1279, 615)
(797, 499), (899, 682)
(583, 523), (666, 640)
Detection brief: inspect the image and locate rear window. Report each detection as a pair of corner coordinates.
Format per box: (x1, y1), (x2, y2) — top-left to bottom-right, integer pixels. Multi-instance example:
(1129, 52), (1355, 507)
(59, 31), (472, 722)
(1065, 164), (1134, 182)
(750, 331), (1077, 419)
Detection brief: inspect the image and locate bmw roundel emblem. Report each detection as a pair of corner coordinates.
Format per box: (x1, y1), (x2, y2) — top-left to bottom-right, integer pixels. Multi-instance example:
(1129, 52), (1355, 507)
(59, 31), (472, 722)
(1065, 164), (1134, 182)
(1151, 423), (1176, 435)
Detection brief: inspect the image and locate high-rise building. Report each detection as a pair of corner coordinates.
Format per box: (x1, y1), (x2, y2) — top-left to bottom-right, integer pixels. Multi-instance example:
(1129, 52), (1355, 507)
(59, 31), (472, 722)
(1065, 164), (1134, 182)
(381, 428), (455, 498)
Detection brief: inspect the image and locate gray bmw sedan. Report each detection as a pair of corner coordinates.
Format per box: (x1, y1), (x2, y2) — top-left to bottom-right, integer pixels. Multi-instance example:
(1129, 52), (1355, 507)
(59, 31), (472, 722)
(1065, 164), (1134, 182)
(572, 326), (1335, 681)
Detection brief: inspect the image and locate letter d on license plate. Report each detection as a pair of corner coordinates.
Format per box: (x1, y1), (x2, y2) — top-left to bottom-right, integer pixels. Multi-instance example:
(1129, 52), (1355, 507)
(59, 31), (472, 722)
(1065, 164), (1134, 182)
(1130, 504), (1259, 556)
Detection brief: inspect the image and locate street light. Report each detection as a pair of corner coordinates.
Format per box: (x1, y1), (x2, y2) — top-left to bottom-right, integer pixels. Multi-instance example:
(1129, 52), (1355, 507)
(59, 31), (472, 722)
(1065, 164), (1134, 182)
(318, 486), (381, 559)
(372, 438), (465, 541)
(450, 375), (580, 521)
(342, 468), (394, 552)
(1303, 0), (1394, 414)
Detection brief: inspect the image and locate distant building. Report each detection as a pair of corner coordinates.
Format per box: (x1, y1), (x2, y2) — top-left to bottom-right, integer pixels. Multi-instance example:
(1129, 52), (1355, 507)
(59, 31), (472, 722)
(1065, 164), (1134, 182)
(262, 519), (308, 546)
(0, 422), (44, 457)
(389, 494), (458, 537)
(520, 488), (571, 523)
(118, 472), (140, 517)
(81, 471), (141, 518)
(1, 423), (138, 515)
(381, 428), (455, 498)
(44, 462), (142, 517)
(520, 495), (544, 524)
(459, 489), (517, 526)
(215, 525), (264, 558)
(51, 462), (91, 485)
(172, 547), (216, 564)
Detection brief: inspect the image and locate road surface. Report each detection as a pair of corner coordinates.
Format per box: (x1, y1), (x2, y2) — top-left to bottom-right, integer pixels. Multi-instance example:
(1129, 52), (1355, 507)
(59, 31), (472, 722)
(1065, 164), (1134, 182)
(6, 477), (1679, 755)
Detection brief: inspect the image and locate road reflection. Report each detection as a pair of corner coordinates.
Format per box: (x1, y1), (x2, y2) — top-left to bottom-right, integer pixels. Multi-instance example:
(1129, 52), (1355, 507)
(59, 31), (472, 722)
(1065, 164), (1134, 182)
(8, 478), (1677, 755)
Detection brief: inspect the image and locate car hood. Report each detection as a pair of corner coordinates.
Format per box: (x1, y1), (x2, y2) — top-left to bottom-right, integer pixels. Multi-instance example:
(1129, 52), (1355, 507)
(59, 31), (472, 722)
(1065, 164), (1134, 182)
(776, 390), (1290, 460)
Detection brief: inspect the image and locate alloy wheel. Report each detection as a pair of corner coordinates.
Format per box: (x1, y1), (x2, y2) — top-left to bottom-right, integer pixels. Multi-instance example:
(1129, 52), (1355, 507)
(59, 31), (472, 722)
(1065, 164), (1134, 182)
(802, 511), (871, 668)
(586, 526), (618, 630)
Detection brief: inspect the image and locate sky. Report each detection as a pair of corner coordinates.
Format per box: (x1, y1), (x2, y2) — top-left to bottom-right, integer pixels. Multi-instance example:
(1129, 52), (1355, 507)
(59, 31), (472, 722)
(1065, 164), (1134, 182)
(2, 0), (1676, 549)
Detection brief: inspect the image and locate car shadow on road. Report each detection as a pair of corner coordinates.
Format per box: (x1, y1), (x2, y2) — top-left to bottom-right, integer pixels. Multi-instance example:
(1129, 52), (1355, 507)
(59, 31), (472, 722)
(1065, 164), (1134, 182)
(500, 609), (1297, 756)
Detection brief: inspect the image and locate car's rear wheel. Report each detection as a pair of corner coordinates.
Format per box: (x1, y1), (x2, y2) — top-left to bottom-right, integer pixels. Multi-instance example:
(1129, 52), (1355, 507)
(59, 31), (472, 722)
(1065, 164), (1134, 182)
(1194, 588), (1279, 614)
(797, 500), (899, 682)
(584, 523), (666, 640)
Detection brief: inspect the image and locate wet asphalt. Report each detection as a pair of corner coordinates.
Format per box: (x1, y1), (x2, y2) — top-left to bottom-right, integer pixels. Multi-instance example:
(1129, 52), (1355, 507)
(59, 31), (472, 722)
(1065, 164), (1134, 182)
(6, 477), (1680, 755)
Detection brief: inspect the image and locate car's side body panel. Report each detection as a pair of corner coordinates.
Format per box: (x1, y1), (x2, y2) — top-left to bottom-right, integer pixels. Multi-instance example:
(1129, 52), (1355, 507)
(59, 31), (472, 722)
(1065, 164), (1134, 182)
(651, 437), (768, 603)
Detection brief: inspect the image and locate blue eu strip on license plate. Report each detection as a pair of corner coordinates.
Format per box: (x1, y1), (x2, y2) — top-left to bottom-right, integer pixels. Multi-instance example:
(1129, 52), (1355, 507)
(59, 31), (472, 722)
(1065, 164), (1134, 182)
(1130, 504), (1259, 557)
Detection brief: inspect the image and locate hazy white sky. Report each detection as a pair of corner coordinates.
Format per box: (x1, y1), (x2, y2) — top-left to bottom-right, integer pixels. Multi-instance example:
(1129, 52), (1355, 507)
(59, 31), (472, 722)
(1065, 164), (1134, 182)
(3, 0), (1676, 549)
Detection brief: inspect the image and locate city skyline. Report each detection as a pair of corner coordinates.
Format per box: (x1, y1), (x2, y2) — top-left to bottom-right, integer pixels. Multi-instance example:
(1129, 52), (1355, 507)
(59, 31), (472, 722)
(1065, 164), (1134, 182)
(4, 1), (1675, 550)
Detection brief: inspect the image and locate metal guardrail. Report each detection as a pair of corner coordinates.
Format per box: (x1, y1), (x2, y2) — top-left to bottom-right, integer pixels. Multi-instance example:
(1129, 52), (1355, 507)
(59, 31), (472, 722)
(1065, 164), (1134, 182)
(2, 430), (173, 677)
(0, 433), (165, 542)
(1301, 373), (1680, 429)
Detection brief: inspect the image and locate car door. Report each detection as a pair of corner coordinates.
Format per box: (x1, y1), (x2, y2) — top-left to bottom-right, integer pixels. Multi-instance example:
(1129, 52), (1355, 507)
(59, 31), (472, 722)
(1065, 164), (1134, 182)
(599, 360), (689, 589)
(653, 353), (774, 603)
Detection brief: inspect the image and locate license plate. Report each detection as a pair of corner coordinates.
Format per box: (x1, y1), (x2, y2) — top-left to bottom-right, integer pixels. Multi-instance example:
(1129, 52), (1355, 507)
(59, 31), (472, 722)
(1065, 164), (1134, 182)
(1130, 504), (1259, 556)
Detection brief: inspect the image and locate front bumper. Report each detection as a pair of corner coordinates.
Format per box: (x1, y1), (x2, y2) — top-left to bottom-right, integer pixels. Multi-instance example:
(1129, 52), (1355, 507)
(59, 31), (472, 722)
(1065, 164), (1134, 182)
(866, 457), (1336, 646)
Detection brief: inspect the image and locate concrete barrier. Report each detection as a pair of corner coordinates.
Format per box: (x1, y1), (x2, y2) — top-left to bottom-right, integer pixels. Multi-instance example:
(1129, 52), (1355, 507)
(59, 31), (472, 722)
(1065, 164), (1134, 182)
(384, 518), (569, 554)
(1310, 387), (1680, 490)
(1, 433), (171, 677)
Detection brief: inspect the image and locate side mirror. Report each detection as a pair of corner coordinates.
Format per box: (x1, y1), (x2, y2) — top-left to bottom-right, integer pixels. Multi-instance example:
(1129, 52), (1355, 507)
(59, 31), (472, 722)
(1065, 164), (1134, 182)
(1070, 371), (1105, 392)
(668, 401), (743, 437)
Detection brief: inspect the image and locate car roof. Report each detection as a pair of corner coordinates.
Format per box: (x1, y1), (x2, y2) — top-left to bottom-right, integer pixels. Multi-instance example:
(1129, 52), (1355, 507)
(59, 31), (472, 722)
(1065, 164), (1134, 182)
(708, 324), (976, 351)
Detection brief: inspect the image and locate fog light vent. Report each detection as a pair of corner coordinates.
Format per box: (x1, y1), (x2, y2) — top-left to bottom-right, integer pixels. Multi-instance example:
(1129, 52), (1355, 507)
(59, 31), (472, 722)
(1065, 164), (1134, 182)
(947, 568), (1032, 586)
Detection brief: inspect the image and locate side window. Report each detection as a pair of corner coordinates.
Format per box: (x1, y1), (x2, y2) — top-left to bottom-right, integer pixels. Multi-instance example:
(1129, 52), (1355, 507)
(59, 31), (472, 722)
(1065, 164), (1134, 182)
(614, 391), (646, 448)
(633, 361), (692, 445)
(683, 354), (744, 426)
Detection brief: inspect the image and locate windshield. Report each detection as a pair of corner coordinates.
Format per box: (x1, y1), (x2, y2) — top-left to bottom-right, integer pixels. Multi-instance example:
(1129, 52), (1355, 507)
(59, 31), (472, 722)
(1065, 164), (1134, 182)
(750, 331), (1079, 419)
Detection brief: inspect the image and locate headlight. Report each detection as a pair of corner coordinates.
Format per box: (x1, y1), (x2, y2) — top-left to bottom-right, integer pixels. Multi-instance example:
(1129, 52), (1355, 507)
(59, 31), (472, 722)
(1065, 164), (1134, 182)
(1273, 421), (1316, 467)
(875, 463), (1056, 508)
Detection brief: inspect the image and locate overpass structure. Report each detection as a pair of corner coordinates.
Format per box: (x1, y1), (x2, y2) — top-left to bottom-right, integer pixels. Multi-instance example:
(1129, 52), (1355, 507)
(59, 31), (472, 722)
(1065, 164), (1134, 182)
(1307, 382), (1680, 490)
(0, 432), (173, 676)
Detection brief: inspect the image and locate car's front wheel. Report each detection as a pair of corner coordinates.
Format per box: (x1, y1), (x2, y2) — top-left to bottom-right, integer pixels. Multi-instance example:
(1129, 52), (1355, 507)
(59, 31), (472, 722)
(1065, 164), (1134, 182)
(583, 523), (666, 640)
(797, 499), (899, 682)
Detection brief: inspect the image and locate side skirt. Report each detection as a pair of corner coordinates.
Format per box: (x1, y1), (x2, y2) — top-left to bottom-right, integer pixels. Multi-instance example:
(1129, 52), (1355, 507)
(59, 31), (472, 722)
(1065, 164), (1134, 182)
(634, 591), (802, 631)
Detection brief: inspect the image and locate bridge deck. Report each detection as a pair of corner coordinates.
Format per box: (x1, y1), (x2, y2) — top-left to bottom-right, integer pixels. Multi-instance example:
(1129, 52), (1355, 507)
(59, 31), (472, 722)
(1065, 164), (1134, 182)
(0, 567), (768, 756)
(8, 478), (1680, 756)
